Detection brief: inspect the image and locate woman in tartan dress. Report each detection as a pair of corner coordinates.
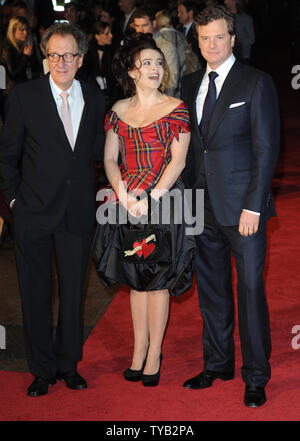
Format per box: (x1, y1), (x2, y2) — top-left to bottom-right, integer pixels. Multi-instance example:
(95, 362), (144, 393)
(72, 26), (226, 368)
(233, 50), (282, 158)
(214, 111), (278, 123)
(93, 34), (195, 386)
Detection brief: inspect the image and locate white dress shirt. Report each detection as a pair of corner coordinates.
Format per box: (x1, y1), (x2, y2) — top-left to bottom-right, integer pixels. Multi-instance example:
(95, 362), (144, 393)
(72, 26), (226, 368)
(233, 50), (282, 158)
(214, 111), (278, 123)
(196, 53), (236, 125)
(49, 75), (85, 149)
(196, 53), (259, 216)
(184, 21), (193, 37)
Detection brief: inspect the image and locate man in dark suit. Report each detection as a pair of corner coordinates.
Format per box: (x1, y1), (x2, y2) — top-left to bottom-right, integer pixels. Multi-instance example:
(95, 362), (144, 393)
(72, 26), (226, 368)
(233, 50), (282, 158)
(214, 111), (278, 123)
(181, 6), (280, 407)
(177, 0), (203, 63)
(0, 23), (106, 396)
(118, 0), (137, 40)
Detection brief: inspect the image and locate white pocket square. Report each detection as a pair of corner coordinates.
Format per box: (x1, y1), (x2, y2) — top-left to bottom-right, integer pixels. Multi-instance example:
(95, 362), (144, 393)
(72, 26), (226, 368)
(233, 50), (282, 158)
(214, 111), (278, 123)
(229, 102), (245, 108)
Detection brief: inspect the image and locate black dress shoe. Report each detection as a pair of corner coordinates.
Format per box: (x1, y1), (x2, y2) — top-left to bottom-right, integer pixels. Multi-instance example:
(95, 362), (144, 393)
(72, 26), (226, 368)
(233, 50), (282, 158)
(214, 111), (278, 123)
(141, 354), (163, 387)
(27, 376), (57, 397)
(183, 370), (234, 389)
(57, 370), (87, 390)
(244, 386), (266, 407)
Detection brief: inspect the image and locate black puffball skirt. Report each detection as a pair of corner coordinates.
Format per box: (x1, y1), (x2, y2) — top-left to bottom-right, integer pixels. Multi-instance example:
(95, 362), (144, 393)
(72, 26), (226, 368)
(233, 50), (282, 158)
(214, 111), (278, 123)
(92, 180), (196, 296)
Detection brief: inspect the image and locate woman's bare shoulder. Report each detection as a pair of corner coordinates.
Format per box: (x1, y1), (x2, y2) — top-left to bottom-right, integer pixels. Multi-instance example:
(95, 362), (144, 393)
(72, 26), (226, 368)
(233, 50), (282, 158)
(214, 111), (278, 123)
(111, 98), (131, 115)
(160, 95), (184, 112)
(161, 94), (182, 105)
(167, 96), (183, 104)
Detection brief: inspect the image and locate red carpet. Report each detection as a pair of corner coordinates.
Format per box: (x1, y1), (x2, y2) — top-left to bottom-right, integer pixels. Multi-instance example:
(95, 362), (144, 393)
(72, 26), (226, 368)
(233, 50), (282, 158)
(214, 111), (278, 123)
(0, 70), (299, 422)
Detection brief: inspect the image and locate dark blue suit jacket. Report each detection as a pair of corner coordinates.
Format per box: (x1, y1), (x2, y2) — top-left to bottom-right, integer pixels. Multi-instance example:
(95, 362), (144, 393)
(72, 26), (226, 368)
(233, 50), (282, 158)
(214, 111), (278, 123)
(181, 60), (280, 226)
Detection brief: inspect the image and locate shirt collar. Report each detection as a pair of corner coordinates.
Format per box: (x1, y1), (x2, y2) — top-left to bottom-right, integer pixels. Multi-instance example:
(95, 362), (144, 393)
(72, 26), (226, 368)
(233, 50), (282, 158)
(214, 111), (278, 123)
(184, 21), (193, 33)
(49, 74), (76, 100)
(205, 53), (236, 80)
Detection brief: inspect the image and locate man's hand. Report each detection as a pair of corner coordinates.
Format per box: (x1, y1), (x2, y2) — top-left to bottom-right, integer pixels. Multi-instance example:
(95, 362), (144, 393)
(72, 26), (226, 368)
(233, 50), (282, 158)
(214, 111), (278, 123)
(239, 210), (260, 237)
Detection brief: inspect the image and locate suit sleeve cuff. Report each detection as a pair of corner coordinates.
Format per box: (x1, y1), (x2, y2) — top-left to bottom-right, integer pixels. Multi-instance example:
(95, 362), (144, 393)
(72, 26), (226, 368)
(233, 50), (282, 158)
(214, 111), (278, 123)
(243, 209), (260, 216)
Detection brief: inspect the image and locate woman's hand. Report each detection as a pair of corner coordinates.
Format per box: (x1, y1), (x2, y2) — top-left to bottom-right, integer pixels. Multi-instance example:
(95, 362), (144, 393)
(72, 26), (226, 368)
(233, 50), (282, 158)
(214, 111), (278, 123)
(23, 43), (33, 56)
(128, 198), (148, 218)
(150, 188), (166, 201)
(126, 198), (139, 216)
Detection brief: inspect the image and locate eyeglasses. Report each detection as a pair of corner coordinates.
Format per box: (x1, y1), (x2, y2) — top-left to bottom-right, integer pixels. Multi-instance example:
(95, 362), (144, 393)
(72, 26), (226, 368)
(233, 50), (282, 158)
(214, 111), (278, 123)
(47, 53), (79, 63)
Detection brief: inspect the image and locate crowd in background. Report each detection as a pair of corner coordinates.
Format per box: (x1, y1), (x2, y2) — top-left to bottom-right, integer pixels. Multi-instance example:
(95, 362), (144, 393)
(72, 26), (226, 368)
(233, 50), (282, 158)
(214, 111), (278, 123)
(0, 0), (298, 113)
(0, 0), (298, 246)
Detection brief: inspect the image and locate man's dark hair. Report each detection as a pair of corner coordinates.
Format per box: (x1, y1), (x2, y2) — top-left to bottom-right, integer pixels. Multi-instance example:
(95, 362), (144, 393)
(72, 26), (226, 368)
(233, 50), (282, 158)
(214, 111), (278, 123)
(132, 7), (155, 22)
(65, 2), (79, 12)
(41, 22), (88, 55)
(195, 5), (235, 36)
(178, 1), (199, 16)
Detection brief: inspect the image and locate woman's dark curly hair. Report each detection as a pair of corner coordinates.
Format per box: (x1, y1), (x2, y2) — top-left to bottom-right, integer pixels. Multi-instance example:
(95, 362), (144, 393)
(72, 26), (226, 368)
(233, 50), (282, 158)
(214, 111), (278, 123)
(112, 33), (170, 97)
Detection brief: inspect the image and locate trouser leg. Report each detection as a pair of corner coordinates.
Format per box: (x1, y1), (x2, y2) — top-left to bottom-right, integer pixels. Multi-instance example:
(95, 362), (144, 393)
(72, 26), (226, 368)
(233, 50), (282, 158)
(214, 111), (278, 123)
(14, 227), (57, 378)
(226, 220), (271, 386)
(194, 192), (235, 372)
(53, 221), (91, 373)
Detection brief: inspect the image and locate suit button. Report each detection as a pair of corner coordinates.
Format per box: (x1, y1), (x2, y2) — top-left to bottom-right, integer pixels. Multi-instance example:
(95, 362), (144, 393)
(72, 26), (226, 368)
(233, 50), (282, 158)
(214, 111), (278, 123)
(207, 172), (214, 176)
(204, 150), (208, 154)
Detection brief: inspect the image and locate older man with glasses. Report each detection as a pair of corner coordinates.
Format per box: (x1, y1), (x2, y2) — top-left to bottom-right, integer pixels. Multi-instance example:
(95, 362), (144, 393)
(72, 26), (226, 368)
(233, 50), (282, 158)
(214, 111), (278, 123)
(0, 23), (106, 397)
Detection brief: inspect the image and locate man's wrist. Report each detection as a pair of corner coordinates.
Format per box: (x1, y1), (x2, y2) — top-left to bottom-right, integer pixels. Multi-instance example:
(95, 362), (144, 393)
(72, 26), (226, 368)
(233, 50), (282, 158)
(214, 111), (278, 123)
(243, 209), (260, 216)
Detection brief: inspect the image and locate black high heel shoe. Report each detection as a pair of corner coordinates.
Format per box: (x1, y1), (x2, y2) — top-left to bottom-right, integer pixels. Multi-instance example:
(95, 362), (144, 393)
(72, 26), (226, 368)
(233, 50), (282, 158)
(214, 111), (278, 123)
(123, 347), (149, 382)
(141, 354), (163, 387)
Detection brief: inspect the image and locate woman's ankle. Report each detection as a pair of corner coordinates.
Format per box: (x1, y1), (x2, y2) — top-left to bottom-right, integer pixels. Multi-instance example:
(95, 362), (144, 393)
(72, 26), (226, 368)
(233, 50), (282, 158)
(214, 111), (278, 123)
(131, 344), (149, 370)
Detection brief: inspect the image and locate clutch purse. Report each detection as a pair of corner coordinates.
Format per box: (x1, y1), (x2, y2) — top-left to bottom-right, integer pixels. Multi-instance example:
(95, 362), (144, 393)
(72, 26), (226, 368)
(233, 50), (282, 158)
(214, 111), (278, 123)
(120, 193), (171, 264)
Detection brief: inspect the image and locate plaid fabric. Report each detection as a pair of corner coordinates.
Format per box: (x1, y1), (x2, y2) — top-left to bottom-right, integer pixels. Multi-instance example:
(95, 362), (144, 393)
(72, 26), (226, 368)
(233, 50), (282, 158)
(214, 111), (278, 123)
(104, 102), (191, 194)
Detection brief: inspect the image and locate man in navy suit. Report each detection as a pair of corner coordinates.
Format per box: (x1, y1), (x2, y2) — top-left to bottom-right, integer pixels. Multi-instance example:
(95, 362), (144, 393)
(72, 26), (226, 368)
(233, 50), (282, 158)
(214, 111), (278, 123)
(181, 6), (280, 407)
(0, 23), (105, 396)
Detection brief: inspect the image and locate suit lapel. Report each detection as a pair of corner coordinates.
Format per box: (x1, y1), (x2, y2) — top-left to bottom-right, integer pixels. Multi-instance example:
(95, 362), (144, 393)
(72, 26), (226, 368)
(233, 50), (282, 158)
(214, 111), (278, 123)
(73, 80), (90, 152)
(206, 61), (242, 145)
(189, 69), (205, 145)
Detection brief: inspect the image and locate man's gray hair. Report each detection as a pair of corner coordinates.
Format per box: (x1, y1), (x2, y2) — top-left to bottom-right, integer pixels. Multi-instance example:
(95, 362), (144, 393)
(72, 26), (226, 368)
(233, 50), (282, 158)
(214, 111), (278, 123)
(41, 22), (88, 56)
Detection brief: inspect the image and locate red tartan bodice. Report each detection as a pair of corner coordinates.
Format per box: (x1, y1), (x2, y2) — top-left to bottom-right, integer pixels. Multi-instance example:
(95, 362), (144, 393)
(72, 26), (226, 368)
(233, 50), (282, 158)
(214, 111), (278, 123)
(104, 102), (191, 194)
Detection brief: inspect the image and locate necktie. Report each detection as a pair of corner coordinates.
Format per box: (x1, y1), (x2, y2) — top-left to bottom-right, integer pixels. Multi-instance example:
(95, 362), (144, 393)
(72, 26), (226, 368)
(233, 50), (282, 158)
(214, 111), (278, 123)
(60, 91), (74, 149)
(199, 71), (219, 137)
